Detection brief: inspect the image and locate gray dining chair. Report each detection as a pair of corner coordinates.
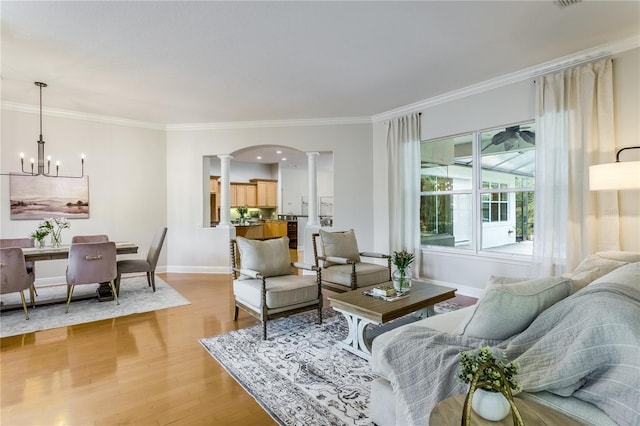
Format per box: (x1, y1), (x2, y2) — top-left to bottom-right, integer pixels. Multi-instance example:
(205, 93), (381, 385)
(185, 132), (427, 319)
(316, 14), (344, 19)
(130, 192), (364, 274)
(71, 235), (109, 243)
(114, 227), (167, 296)
(1, 247), (36, 319)
(0, 238), (37, 305)
(66, 241), (119, 313)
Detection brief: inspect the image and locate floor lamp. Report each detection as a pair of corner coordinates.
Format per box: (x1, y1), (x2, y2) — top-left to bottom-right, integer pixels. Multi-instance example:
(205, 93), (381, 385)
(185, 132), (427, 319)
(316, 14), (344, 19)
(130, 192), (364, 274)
(589, 146), (640, 191)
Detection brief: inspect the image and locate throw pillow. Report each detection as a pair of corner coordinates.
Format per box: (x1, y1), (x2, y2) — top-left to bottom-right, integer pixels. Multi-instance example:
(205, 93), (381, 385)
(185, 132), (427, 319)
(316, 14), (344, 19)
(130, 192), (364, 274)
(563, 253), (628, 291)
(562, 267), (601, 292)
(319, 229), (361, 267)
(236, 236), (291, 278)
(456, 276), (572, 340)
(595, 251), (640, 263)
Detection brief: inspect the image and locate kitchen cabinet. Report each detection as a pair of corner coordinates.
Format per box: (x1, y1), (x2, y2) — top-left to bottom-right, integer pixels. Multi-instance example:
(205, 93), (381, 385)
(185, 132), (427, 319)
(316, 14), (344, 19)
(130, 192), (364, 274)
(210, 176), (220, 223)
(253, 179), (277, 208)
(230, 183), (257, 207)
(263, 221), (287, 238)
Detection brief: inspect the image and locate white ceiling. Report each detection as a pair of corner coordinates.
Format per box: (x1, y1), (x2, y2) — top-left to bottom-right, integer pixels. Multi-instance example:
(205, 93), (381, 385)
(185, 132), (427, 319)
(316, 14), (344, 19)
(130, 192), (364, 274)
(0, 0), (640, 124)
(1, 1), (639, 126)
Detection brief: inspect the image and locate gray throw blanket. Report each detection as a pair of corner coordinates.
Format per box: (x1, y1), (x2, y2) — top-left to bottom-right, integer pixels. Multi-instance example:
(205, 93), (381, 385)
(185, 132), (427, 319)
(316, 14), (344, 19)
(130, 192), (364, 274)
(377, 270), (640, 426)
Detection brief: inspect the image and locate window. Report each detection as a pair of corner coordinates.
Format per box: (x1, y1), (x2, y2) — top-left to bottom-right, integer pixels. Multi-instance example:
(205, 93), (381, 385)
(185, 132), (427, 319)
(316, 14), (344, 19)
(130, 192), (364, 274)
(420, 122), (536, 256)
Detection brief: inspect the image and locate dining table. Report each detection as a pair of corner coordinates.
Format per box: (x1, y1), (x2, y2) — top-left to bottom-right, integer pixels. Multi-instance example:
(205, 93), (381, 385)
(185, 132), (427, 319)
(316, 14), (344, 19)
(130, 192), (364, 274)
(1, 241), (139, 311)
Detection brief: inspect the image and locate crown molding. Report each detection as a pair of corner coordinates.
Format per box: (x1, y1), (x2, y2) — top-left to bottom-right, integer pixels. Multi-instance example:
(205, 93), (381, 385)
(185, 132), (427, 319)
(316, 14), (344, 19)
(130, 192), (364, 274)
(372, 35), (640, 123)
(3, 36), (637, 129)
(1, 101), (166, 130)
(165, 116), (371, 131)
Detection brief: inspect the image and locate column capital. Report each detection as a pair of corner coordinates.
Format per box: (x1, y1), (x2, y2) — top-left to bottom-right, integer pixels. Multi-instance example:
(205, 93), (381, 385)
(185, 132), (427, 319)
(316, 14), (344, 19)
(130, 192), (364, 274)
(306, 152), (320, 158)
(217, 154), (233, 161)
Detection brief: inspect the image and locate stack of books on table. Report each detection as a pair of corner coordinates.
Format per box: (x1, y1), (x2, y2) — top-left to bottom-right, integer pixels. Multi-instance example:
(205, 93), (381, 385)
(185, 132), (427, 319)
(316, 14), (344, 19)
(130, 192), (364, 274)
(370, 286), (397, 297)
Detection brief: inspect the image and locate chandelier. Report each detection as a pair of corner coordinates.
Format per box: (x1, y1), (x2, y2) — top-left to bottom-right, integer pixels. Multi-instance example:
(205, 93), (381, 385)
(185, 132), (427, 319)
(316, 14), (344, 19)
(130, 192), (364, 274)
(3, 82), (85, 178)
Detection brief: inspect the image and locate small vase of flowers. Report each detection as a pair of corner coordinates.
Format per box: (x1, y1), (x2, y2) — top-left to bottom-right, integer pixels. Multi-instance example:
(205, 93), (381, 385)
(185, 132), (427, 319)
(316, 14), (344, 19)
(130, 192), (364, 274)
(458, 347), (522, 424)
(34, 217), (70, 248)
(391, 250), (414, 292)
(236, 206), (248, 225)
(30, 227), (50, 248)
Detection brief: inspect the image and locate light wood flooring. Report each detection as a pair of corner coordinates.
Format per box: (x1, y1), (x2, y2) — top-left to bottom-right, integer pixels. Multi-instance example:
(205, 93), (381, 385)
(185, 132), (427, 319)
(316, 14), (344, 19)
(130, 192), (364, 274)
(1, 271), (475, 425)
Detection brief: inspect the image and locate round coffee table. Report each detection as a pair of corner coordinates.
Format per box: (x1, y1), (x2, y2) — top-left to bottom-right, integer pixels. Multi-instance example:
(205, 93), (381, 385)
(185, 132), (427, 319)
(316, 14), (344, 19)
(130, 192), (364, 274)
(430, 394), (581, 425)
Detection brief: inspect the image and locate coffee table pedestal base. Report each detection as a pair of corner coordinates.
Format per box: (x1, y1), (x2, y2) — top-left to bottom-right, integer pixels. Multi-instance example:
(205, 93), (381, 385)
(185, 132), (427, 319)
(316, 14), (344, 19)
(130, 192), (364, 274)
(333, 308), (376, 360)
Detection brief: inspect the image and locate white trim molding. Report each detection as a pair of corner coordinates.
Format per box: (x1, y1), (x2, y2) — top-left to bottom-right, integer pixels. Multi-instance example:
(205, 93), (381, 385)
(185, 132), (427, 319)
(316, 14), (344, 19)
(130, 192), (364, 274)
(166, 116), (371, 131)
(1, 101), (166, 130)
(372, 36), (640, 123)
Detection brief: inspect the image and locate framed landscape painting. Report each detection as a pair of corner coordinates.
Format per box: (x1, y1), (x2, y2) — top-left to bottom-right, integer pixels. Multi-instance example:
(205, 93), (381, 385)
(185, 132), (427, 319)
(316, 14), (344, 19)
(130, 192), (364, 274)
(10, 175), (89, 220)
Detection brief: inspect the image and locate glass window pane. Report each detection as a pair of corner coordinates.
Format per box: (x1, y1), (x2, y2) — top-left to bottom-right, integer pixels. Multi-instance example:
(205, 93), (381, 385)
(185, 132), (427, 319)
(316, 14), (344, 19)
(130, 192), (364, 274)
(482, 190), (534, 255)
(420, 193), (472, 249)
(480, 123), (536, 189)
(421, 134), (473, 192)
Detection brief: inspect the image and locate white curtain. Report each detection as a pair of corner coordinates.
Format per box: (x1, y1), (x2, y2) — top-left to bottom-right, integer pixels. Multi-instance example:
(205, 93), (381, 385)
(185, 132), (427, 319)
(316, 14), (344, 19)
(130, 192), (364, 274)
(387, 113), (421, 277)
(534, 58), (618, 275)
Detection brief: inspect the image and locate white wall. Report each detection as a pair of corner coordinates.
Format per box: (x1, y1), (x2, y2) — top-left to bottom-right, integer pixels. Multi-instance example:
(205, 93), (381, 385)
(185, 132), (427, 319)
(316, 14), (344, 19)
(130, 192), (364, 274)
(372, 48), (640, 296)
(165, 123), (373, 271)
(0, 109), (167, 285)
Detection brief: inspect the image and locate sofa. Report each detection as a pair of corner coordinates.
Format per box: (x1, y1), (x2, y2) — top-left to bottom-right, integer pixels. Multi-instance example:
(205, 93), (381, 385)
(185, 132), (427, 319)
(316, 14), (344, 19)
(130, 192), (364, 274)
(369, 252), (640, 426)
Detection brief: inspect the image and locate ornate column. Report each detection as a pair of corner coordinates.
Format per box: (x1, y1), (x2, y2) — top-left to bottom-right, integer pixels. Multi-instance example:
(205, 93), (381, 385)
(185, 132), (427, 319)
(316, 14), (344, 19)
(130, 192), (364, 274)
(217, 154), (233, 228)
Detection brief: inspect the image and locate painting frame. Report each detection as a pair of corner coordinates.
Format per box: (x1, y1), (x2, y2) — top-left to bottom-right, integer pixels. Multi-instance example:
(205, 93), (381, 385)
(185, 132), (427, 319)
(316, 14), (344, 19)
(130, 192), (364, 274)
(10, 175), (90, 220)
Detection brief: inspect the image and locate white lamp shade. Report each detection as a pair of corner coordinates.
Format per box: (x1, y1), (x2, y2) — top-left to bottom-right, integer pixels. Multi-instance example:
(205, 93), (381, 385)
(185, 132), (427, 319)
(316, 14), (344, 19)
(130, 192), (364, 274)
(589, 161), (640, 190)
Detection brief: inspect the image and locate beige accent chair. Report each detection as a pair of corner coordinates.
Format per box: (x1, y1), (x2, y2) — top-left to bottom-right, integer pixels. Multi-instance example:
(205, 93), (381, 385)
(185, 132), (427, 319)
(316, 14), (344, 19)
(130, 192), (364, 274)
(312, 229), (391, 293)
(0, 247), (35, 319)
(230, 236), (322, 340)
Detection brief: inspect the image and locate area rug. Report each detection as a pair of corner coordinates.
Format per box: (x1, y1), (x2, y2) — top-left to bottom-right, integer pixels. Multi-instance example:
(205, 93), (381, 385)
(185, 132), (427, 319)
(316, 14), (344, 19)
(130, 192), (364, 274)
(0, 276), (190, 338)
(199, 301), (462, 426)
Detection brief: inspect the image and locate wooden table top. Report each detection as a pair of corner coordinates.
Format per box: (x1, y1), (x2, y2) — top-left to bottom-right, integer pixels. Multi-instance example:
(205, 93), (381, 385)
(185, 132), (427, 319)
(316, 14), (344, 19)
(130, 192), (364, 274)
(327, 280), (456, 324)
(430, 394), (581, 426)
(22, 241), (138, 261)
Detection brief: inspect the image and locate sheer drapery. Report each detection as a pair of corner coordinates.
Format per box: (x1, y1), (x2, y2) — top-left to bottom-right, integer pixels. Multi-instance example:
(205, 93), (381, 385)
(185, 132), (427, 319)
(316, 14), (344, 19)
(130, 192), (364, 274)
(387, 113), (421, 277)
(534, 58), (618, 274)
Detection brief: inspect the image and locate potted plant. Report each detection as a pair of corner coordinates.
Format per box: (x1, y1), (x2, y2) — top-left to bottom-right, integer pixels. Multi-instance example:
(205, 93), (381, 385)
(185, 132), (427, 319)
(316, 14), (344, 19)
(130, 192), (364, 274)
(391, 250), (414, 292)
(30, 227), (50, 248)
(458, 346), (522, 423)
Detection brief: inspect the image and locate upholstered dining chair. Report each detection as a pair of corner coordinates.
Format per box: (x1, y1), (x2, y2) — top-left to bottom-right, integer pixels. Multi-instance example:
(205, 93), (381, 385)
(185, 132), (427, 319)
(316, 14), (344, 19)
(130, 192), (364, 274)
(0, 247), (36, 319)
(230, 236), (322, 340)
(0, 238), (38, 304)
(71, 235), (109, 243)
(66, 241), (119, 313)
(312, 229), (391, 293)
(114, 227), (167, 296)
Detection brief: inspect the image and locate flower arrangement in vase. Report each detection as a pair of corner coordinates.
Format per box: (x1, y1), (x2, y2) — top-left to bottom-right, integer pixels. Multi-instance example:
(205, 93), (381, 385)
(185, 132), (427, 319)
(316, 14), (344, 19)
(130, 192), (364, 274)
(391, 250), (414, 292)
(458, 346), (522, 424)
(30, 227), (50, 248)
(236, 206), (248, 224)
(35, 217), (70, 247)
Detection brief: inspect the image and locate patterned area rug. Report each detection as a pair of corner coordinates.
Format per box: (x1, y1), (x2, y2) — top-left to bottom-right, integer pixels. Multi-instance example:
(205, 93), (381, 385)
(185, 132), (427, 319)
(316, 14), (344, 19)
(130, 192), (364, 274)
(0, 276), (190, 338)
(199, 301), (462, 426)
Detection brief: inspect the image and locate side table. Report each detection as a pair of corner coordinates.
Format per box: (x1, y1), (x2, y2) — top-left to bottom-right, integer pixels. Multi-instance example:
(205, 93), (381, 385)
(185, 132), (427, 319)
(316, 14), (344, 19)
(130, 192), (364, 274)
(430, 394), (581, 425)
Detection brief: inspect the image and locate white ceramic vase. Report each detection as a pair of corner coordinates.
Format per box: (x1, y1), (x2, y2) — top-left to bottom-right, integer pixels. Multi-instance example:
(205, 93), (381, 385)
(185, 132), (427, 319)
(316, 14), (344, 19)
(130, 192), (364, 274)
(471, 389), (511, 421)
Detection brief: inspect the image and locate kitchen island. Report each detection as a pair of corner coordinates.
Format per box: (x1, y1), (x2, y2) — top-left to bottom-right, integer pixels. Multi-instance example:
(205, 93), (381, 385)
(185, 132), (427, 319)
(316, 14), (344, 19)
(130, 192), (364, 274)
(234, 220), (288, 239)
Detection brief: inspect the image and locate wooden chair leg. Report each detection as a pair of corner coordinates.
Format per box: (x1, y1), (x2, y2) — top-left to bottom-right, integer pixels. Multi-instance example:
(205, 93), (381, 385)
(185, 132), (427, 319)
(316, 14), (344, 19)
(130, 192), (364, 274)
(19, 291), (29, 320)
(317, 305), (322, 324)
(233, 305), (239, 321)
(262, 321), (267, 340)
(146, 271), (152, 287)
